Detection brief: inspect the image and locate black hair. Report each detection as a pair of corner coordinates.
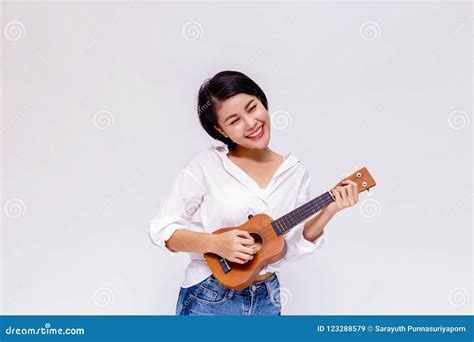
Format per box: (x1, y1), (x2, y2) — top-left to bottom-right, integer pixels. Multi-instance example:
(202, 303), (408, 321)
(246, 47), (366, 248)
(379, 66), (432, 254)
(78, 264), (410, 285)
(197, 70), (268, 151)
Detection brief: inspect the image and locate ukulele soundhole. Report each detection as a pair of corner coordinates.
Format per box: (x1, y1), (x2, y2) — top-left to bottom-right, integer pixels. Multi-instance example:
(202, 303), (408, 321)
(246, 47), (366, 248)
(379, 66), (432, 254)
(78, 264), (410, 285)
(250, 233), (263, 252)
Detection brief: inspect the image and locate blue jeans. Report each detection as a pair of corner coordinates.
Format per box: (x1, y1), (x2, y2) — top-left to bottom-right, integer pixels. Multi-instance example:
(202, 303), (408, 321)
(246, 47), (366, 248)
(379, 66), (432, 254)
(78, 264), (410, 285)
(176, 273), (282, 315)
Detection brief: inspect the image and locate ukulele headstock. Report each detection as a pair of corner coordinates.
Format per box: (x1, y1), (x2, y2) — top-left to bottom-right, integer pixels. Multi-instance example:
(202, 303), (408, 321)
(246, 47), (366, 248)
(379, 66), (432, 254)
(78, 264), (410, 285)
(337, 167), (376, 193)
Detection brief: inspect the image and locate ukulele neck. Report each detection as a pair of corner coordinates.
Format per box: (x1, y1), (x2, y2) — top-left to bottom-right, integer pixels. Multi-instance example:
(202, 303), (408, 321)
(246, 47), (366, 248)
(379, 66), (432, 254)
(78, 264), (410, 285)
(271, 190), (335, 236)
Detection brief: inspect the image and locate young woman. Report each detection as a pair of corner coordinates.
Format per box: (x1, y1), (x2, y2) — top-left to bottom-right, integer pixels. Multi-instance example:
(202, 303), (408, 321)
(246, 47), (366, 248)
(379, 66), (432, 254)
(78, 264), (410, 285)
(149, 71), (359, 315)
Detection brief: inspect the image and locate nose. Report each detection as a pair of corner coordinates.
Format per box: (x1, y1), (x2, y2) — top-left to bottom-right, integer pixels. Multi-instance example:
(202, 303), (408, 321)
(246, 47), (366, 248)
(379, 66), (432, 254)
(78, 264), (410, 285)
(242, 115), (258, 133)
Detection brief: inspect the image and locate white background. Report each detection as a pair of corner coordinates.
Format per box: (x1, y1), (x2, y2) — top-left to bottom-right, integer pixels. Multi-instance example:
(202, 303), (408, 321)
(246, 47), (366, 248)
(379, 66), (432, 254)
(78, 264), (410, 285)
(1, 1), (472, 315)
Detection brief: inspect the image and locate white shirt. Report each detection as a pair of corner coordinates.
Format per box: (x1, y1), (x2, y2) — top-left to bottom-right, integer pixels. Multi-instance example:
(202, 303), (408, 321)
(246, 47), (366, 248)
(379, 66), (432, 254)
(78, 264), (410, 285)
(148, 143), (325, 288)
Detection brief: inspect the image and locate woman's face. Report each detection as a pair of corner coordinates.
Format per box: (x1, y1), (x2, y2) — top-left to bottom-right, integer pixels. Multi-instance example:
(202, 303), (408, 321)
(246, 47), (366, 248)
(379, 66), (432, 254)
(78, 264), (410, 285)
(214, 93), (270, 150)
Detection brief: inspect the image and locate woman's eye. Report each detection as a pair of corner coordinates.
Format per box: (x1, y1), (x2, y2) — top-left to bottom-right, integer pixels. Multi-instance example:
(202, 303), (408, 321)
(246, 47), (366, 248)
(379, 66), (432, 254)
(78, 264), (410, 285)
(250, 105), (257, 111)
(231, 118), (240, 125)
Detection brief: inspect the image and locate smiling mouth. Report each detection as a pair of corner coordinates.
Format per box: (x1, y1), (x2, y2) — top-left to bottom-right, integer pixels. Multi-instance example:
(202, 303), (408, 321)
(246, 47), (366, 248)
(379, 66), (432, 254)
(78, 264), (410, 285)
(246, 125), (264, 140)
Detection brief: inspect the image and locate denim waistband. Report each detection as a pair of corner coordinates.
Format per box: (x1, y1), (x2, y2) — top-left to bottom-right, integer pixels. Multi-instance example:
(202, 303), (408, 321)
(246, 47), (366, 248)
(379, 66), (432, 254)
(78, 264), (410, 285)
(224, 272), (278, 297)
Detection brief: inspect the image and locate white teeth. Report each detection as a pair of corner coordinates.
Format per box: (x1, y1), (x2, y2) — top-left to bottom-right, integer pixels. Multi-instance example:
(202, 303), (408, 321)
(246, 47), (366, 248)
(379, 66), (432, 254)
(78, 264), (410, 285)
(247, 126), (263, 138)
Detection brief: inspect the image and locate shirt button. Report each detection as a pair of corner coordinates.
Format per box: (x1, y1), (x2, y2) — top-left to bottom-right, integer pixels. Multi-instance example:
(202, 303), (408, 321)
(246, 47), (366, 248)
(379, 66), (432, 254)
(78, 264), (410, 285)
(250, 284), (257, 291)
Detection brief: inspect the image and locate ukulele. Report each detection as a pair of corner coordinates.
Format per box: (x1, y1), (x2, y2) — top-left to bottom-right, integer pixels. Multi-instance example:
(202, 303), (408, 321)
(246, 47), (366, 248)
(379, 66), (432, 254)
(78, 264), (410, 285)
(204, 167), (376, 290)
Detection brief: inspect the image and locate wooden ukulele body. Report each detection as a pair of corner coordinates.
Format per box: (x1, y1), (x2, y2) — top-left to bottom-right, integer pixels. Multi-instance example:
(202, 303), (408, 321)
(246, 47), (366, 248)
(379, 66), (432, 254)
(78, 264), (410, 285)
(204, 213), (286, 291)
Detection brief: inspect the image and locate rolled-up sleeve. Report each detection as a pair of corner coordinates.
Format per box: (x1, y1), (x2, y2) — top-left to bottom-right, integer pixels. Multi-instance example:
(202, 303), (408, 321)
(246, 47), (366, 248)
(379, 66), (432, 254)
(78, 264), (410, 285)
(263, 168), (324, 273)
(148, 160), (206, 255)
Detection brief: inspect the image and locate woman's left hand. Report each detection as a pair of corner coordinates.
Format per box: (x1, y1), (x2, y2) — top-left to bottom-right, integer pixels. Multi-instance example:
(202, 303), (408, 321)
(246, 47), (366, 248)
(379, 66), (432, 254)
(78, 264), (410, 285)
(325, 179), (359, 216)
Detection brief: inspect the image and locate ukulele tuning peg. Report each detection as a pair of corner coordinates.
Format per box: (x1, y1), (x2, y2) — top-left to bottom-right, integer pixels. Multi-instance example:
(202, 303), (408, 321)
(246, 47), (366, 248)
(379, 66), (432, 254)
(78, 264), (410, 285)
(248, 214), (254, 219)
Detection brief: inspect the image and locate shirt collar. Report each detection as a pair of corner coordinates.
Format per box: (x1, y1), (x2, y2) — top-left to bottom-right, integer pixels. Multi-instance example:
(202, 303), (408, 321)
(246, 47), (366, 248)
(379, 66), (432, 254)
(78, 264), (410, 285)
(210, 143), (300, 200)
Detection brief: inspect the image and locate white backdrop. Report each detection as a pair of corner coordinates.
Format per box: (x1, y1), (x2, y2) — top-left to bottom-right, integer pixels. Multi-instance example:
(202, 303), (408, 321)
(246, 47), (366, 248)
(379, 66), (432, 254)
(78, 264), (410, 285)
(1, 1), (472, 315)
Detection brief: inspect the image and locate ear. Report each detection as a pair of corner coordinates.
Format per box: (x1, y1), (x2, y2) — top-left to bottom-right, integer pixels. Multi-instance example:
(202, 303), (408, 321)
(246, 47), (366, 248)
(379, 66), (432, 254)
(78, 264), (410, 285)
(214, 125), (228, 138)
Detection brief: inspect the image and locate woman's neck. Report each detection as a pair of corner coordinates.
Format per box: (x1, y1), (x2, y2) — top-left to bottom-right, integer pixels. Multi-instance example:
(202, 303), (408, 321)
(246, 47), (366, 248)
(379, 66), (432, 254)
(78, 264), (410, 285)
(227, 145), (276, 162)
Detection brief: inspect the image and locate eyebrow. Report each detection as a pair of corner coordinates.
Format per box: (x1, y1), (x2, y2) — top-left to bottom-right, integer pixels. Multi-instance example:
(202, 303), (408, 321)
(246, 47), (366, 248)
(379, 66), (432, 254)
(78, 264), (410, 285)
(224, 99), (255, 124)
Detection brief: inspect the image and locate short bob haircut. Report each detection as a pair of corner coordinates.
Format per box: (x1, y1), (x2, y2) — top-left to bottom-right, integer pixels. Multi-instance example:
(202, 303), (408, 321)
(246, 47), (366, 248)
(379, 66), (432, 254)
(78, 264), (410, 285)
(197, 70), (268, 151)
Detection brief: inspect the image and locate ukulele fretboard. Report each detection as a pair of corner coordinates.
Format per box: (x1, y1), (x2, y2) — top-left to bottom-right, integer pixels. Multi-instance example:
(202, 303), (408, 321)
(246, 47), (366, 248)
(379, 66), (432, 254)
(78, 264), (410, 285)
(271, 191), (334, 236)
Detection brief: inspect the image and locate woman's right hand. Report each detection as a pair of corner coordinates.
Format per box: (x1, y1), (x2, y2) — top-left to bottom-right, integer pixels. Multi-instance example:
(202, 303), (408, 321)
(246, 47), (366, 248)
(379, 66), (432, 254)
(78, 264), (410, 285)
(209, 230), (256, 264)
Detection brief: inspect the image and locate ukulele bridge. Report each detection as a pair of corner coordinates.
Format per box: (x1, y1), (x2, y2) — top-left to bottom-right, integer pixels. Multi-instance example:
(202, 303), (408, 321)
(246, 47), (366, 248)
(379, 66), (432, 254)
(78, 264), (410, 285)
(217, 256), (232, 273)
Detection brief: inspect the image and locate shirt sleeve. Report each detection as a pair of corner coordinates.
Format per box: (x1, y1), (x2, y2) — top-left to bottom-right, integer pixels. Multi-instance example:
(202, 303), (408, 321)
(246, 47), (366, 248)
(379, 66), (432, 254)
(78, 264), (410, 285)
(148, 159), (206, 255)
(262, 168), (325, 273)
